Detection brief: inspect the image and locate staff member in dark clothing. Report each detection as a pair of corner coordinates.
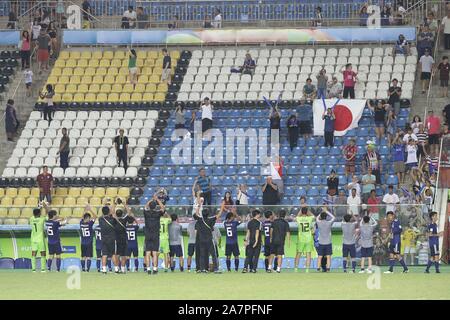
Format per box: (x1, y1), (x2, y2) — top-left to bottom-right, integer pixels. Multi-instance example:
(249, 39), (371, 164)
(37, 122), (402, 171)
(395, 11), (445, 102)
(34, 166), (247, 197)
(243, 210), (262, 273)
(5, 99), (19, 142)
(322, 107), (335, 147)
(270, 210), (291, 273)
(193, 208), (221, 273)
(114, 128), (129, 171)
(114, 204), (136, 273)
(262, 176), (279, 206)
(39, 84), (55, 123)
(57, 127), (70, 171)
(287, 114), (300, 151)
(99, 206), (118, 274)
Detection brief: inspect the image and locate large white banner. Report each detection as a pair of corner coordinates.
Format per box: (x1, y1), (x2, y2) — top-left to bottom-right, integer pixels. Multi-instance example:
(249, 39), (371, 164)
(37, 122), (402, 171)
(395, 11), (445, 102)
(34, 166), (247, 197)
(313, 99), (367, 136)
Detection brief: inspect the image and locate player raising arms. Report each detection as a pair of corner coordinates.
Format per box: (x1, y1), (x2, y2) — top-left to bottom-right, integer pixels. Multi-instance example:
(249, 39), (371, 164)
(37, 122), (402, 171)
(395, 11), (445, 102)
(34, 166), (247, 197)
(94, 223), (103, 272)
(243, 209), (262, 273)
(45, 207), (66, 272)
(160, 209), (172, 272)
(224, 210), (242, 272)
(294, 207), (315, 273)
(384, 211), (409, 273)
(30, 206), (47, 272)
(262, 211), (275, 272)
(359, 215), (377, 273)
(126, 217), (140, 272)
(80, 205), (97, 272)
(99, 205), (119, 274)
(341, 214), (358, 273)
(144, 194), (167, 275)
(316, 206), (335, 272)
(169, 214), (184, 272)
(115, 204), (136, 273)
(425, 211), (443, 273)
(270, 210), (291, 273)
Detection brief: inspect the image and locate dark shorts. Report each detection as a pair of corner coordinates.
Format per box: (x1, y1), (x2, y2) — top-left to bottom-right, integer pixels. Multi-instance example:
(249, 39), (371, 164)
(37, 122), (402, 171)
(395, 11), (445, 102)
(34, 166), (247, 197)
(116, 239), (127, 256)
(342, 244), (356, 258)
(389, 240), (401, 254)
(345, 164), (356, 174)
(48, 242), (62, 255)
(145, 238), (160, 252)
(375, 121), (385, 128)
(225, 243), (240, 257)
(102, 239), (116, 257)
(26, 82), (32, 88)
(441, 79), (449, 87)
(96, 248), (102, 258)
(317, 244), (333, 256)
(127, 246), (138, 257)
(202, 118), (212, 133)
(343, 86), (355, 99)
(429, 243), (439, 256)
(81, 243), (93, 257)
(263, 243), (272, 257)
(406, 162), (418, 170)
(361, 247), (374, 258)
(372, 169), (381, 185)
(421, 72), (431, 80)
(271, 243), (285, 256)
(299, 121), (311, 134)
(428, 134), (439, 145)
(169, 245), (183, 257)
(187, 243), (195, 257)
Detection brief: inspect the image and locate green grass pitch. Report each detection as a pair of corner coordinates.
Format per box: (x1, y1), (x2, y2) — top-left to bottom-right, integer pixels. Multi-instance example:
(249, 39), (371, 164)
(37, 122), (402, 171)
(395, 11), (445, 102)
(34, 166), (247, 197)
(0, 267), (449, 300)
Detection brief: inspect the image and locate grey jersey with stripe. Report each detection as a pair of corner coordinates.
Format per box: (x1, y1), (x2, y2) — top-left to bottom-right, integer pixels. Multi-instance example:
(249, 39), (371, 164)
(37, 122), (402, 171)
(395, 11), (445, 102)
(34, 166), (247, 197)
(317, 219), (334, 245)
(187, 221), (196, 244)
(169, 222), (182, 245)
(360, 223), (375, 248)
(341, 222), (357, 245)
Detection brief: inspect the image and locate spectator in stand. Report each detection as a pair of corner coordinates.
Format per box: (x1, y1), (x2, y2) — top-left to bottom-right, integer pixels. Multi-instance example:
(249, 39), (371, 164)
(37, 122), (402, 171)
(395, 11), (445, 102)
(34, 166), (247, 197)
(203, 15), (212, 28)
(342, 138), (357, 179)
(81, 0), (92, 29)
(161, 48), (172, 85)
(366, 190), (380, 219)
(394, 2), (406, 25)
(403, 126), (418, 143)
(212, 9), (222, 28)
(382, 185), (400, 213)
(57, 127), (70, 171)
(393, 34), (410, 55)
(359, 5), (369, 27)
(386, 109), (397, 147)
(35, 28), (51, 73)
(322, 107), (335, 147)
(219, 192), (234, 220)
(122, 6), (136, 29)
(334, 190), (347, 219)
(437, 56), (449, 98)
(327, 76), (343, 98)
(419, 49), (435, 94)
(387, 78), (402, 115)
(410, 115), (422, 134)
(316, 68), (328, 99)
(197, 97), (213, 135)
(425, 110), (441, 155)
(302, 78), (316, 101)
(269, 105), (281, 131)
(312, 6), (323, 27)
(363, 144), (382, 185)
(5, 99), (19, 143)
(47, 22), (58, 59)
(444, 104), (450, 125)
(174, 104), (186, 129)
(236, 184), (249, 206)
(425, 12), (438, 35)
(380, 5), (391, 26)
(39, 84), (55, 123)
(417, 24), (434, 58)
(37, 166), (53, 204)
(19, 30), (31, 70)
(7, 10), (17, 29)
(287, 114), (299, 151)
(114, 129), (129, 172)
(234, 53), (255, 75)
(128, 49), (137, 85)
(442, 11), (450, 50)
(361, 168), (377, 203)
(193, 168), (212, 205)
(392, 133), (406, 184)
(341, 63), (357, 99)
(136, 7), (149, 29)
(405, 139), (419, 172)
(347, 188), (361, 216)
(416, 124), (428, 161)
(326, 169), (339, 197)
(31, 18), (41, 41)
(298, 102), (312, 139)
(368, 100), (388, 142)
(262, 176), (279, 206)
(347, 175), (361, 197)
(168, 15), (179, 30)
(24, 67), (33, 97)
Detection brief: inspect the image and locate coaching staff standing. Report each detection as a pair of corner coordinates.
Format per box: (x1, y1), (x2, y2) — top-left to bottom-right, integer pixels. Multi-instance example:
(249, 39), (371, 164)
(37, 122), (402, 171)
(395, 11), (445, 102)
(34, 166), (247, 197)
(115, 205), (136, 273)
(194, 208), (221, 273)
(99, 206), (119, 274)
(144, 195), (167, 275)
(243, 209), (262, 273)
(114, 128), (129, 171)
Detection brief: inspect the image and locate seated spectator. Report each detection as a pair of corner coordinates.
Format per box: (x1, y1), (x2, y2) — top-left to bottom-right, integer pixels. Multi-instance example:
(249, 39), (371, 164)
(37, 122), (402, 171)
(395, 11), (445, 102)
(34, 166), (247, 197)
(122, 6), (136, 29)
(302, 78), (316, 101)
(392, 34), (410, 55)
(327, 76), (343, 98)
(231, 53), (256, 75)
(417, 24), (434, 58)
(297, 102), (312, 139)
(168, 15), (179, 30)
(316, 68), (328, 99)
(361, 168), (377, 203)
(380, 5), (391, 26)
(437, 56), (449, 98)
(359, 5), (369, 26)
(287, 114), (299, 151)
(136, 6), (149, 29)
(387, 78), (402, 115)
(203, 15), (212, 28)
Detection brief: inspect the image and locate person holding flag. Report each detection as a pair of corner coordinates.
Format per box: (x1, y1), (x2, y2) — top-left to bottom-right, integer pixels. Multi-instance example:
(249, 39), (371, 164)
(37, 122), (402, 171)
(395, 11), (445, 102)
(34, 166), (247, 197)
(322, 107), (336, 147)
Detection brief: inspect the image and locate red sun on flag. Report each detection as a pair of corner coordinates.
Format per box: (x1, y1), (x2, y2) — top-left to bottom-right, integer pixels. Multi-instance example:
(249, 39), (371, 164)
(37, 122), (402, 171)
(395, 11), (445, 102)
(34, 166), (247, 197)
(333, 104), (353, 131)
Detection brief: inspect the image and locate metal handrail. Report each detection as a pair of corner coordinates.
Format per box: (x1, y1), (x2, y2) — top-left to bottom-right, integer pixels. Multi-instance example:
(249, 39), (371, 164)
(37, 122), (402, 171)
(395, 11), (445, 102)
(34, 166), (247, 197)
(423, 23), (441, 121)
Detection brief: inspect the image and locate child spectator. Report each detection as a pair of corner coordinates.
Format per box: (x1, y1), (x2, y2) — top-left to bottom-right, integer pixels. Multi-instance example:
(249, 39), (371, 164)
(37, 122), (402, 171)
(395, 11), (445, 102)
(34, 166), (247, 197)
(24, 68), (33, 97)
(342, 138), (357, 179)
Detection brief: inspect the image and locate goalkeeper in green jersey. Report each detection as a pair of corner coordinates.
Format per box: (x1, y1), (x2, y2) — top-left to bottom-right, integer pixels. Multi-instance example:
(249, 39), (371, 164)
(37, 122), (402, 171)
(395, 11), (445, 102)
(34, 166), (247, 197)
(294, 207), (315, 272)
(159, 213), (172, 272)
(30, 207), (48, 272)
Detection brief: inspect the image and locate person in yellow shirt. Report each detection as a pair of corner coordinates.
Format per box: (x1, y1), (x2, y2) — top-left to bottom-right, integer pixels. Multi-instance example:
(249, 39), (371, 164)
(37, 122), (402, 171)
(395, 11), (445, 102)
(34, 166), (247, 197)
(403, 226), (420, 265)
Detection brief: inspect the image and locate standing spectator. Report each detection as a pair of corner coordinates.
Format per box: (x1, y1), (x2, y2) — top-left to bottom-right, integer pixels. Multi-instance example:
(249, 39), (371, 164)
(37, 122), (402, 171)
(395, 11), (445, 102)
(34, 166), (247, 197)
(410, 115), (422, 134)
(161, 48), (172, 85)
(342, 138), (357, 179)
(39, 84), (54, 123)
(361, 168), (377, 203)
(366, 190), (380, 219)
(81, 0), (92, 29)
(199, 97), (213, 134)
(47, 22), (58, 59)
(322, 107), (335, 147)
(416, 124), (428, 161)
(287, 114), (299, 151)
(425, 110), (441, 155)
(212, 9), (222, 28)
(57, 127), (70, 171)
(437, 56), (449, 98)
(114, 129), (129, 172)
(302, 78), (316, 101)
(419, 49), (435, 94)
(262, 176), (279, 206)
(202, 15), (212, 28)
(316, 68), (328, 99)
(312, 6), (322, 27)
(368, 100), (388, 142)
(35, 28), (51, 73)
(174, 104), (186, 129)
(5, 99), (19, 142)
(341, 63), (357, 99)
(7, 10), (17, 29)
(37, 166), (53, 204)
(392, 133), (406, 184)
(380, 6), (391, 26)
(444, 103), (450, 125)
(136, 7), (149, 29)
(297, 103), (312, 139)
(417, 24), (434, 58)
(168, 15), (179, 30)
(403, 126), (418, 143)
(359, 5), (369, 26)
(385, 109), (397, 147)
(393, 34), (410, 55)
(326, 169), (339, 197)
(24, 67), (33, 97)
(327, 76), (343, 98)
(269, 105), (281, 130)
(382, 185), (400, 213)
(219, 192), (234, 220)
(193, 168), (212, 205)
(236, 184), (249, 206)
(387, 78), (402, 115)
(31, 18), (41, 41)
(128, 49), (137, 85)
(425, 12), (438, 34)
(347, 188), (361, 216)
(442, 12), (450, 50)
(346, 175), (361, 197)
(363, 144), (382, 185)
(19, 30), (31, 70)
(405, 138), (418, 173)
(122, 6), (136, 29)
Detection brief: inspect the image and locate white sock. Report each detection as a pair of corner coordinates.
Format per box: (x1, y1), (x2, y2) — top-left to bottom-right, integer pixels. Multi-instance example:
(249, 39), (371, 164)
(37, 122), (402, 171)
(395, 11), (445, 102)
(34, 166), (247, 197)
(121, 266), (125, 272)
(153, 266), (157, 271)
(102, 266), (107, 272)
(276, 267), (280, 272)
(114, 266), (119, 272)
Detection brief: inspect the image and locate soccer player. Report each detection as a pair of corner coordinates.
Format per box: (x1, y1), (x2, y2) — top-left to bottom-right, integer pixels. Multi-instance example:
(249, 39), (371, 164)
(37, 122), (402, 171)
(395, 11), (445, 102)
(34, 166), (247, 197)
(262, 211), (275, 272)
(143, 195), (166, 275)
(270, 210), (291, 273)
(126, 217), (139, 272)
(186, 219), (196, 272)
(384, 211), (409, 273)
(224, 210), (242, 272)
(94, 224), (103, 272)
(243, 209), (262, 273)
(425, 211), (443, 273)
(30, 207), (47, 272)
(168, 214), (184, 272)
(316, 207), (335, 272)
(294, 207), (315, 272)
(99, 206), (119, 274)
(45, 209), (66, 272)
(359, 215), (377, 273)
(160, 210), (172, 272)
(341, 214), (358, 273)
(80, 205), (97, 272)
(115, 205), (136, 273)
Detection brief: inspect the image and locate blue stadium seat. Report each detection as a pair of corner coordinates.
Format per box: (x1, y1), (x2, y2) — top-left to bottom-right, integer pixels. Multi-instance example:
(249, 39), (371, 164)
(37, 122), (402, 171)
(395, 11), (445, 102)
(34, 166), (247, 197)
(0, 258), (14, 269)
(386, 175), (399, 185)
(310, 176), (321, 185)
(302, 156), (313, 165)
(298, 176), (309, 185)
(312, 166), (323, 175)
(317, 146), (328, 156)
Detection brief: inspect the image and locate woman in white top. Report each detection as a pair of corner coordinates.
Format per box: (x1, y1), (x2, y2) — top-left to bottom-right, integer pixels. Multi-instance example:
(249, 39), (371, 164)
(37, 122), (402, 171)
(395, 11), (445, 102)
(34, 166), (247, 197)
(405, 139), (418, 171)
(236, 184), (249, 205)
(410, 115), (422, 134)
(192, 189), (204, 217)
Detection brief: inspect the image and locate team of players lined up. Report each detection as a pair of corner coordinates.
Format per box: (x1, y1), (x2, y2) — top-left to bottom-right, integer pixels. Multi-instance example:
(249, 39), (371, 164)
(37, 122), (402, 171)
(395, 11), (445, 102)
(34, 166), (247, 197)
(29, 195), (443, 274)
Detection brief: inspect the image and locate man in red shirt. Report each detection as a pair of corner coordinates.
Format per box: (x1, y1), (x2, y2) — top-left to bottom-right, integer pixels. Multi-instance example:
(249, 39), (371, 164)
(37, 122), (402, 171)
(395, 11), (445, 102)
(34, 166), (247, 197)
(425, 110), (441, 155)
(366, 190), (380, 220)
(343, 138), (357, 178)
(37, 166), (53, 204)
(341, 63), (357, 99)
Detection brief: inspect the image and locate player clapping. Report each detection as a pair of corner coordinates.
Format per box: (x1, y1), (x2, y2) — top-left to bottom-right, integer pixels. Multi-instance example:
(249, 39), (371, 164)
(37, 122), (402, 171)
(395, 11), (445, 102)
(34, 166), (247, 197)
(80, 205), (97, 272)
(425, 211), (443, 274)
(316, 207), (335, 272)
(384, 211), (409, 273)
(45, 208), (66, 272)
(294, 207), (315, 273)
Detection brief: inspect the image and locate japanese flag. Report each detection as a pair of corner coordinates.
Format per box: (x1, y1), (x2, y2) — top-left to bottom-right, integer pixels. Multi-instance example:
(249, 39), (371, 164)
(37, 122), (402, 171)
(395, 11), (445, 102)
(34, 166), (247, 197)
(313, 99), (366, 136)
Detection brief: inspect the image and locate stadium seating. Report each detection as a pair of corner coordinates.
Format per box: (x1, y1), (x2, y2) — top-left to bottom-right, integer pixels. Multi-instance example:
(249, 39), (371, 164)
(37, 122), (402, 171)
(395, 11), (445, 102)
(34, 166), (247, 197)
(179, 47), (417, 102)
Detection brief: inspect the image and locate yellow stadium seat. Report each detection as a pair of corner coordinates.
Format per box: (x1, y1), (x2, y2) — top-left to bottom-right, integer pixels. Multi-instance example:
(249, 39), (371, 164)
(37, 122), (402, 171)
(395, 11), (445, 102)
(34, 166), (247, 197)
(170, 51), (180, 59)
(99, 60), (110, 67)
(99, 84), (111, 93)
(116, 75), (126, 84)
(115, 51), (126, 59)
(13, 197), (25, 206)
(111, 83), (122, 93)
(149, 74), (160, 83)
(0, 208), (7, 217)
(64, 197), (76, 206)
(153, 68), (162, 76)
(65, 59), (77, 68)
(58, 75), (69, 84)
(0, 189), (4, 197)
(137, 51), (147, 59)
(92, 51), (103, 59)
(47, 75), (59, 84)
(55, 188), (68, 196)
(73, 93), (85, 102)
(52, 197), (64, 205)
(81, 188), (93, 197)
(119, 93), (131, 102)
(59, 208), (72, 218)
(6, 188), (18, 197)
(4, 218), (16, 225)
(77, 59), (88, 67)
(81, 75), (92, 84)
(154, 92), (165, 102)
(72, 207), (84, 217)
(131, 93), (142, 101)
(8, 208), (21, 217)
(108, 93), (119, 102)
(69, 75), (81, 84)
(62, 93), (72, 101)
(92, 75), (104, 84)
(145, 59), (155, 67)
(30, 188), (40, 197)
(55, 60), (65, 68)
(17, 218), (28, 225)
(148, 51), (158, 59)
(118, 187), (130, 198)
(123, 83), (134, 93)
(85, 93), (96, 102)
(143, 92), (154, 101)
(136, 59), (144, 67)
(78, 83), (89, 93)
(51, 67), (62, 76)
(54, 83), (65, 93)
(85, 67), (96, 76)
(77, 197), (88, 205)
(134, 83), (145, 93)
(141, 67), (153, 75)
(107, 67), (118, 76)
(17, 188), (30, 197)
(103, 51), (114, 60)
(146, 83), (156, 92)
(73, 67), (85, 76)
(59, 51), (70, 60)
(67, 218), (79, 224)
(154, 59), (163, 67)
(91, 188), (104, 198)
(118, 67), (128, 75)
(69, 51), (81, 59)
(62, 68), (73, 76)
(26, 198), (38, 206)
(97, 93), (107, 101)
(80, 51), (91, 59)
(97, 67), (107, 76)
(121, 59), (128, 67)
(88, 59), (99, 68)
(89, 197), (102, 206)
(53, 93), (62, 103)
(103, 75), (115, 84)
(88, 84), (99, 94)
(65, 84), (76, 94)
(138, 75), (149, 83)
(106, 187), (118, 198)
(111, 59), (122, 68)
(21, 208), (33, 218)
(157, 83), (168, 92)
(69, 188), (81, 197)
